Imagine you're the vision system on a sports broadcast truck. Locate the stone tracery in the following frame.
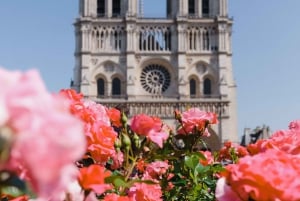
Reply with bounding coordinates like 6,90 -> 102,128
140,64 -> 171,94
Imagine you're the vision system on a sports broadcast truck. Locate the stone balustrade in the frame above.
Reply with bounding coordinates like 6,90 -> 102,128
92,99 -> 229,118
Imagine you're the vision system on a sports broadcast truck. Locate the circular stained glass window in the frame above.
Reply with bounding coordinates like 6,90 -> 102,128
140,64 -> 171,94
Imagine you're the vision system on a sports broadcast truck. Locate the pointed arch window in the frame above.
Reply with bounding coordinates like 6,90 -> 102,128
97,78 -> 105,97
202,0 -> 209,16
203,78 -> 212,95
190,78 -> 197,98
97,0 -> 105,17
112,0 -> 121,17
112,77 -> 121,97
188,0 -> 195,15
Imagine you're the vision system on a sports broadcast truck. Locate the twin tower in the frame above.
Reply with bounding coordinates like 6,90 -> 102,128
72,0 -> 238,150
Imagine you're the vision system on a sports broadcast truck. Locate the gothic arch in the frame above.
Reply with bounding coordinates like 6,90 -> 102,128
188,75 -> 200,98
202,75 -> 216,96
111,74 -> 125,97
95,74 -> 107,97
140,57 -> 175,75
188,60 -> 209,72
189,60 -> 218,77
92,60 -> 125,77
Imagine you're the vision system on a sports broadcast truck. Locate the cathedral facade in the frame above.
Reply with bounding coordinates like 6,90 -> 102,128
73,0 -> 238,150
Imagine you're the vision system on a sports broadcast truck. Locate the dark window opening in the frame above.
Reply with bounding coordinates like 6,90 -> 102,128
112,0 -> 121,17
112,77 -> 121,96
97,0 -> 105,17
203,78 -> 212,95
189,32 -> 193,50
97,78 -> 105,96
188,0 -> 195,15
190,79 -> 196,98
166,0 -> 171,17
202,0 -> 209,16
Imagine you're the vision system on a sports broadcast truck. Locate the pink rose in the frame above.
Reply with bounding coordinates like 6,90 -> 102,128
144,161 -> 170,179
111,151 -> 124,170
289,120 -> 300,131
199,151 -> 214,166
107,107 -> 122,127
78,164 -> 112,194
129,183 -> 163,201
131,114 -> 169,148
177,108 -> 218,136
216,149 -> 300,201
87,123 -> 117,164
248,121 -> 300,155
0,68 -> 86,200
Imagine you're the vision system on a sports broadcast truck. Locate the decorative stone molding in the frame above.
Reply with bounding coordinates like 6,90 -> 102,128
97,100 -> 230,118
91,58 -> 98,65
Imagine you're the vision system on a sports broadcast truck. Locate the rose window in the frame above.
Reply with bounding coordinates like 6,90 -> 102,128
140,64 -> 171,94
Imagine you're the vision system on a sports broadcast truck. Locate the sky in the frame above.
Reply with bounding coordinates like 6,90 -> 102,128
0,0 -> 300,138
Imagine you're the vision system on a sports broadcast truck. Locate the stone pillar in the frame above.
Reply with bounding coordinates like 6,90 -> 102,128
177,54 -> 188,98
79,54 -> 91,97
218,24 -> 226,52
178,0 -> 188,17
196,0 -> 202,18
90,0 -> 97,17
80,0 -> 97,17
218,52 -> 238,144
127,0 -> 137,17
219,0 -> 228,17
106,0 -> 112,17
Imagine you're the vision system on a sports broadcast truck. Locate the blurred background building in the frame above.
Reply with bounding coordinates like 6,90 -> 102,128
72,0 -> 237,150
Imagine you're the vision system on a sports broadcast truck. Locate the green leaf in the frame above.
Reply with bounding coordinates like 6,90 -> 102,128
105,175 -> 128,188
1,186 -> 24,197
195,164 -> 210,174
184,154 -> 200,170
193,151 -> 206,161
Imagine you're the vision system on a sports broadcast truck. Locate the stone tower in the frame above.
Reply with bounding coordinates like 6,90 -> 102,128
73,0 -> 238,150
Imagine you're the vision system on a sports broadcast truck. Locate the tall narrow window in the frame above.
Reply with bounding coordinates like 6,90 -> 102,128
112,0 -> 121,17
190,79 -> 196,98
114,31 -> 118,50
167,0 -> 172,17
188,0 -> 195,15
112,77 -> 121,97
203,30 -> 210,50
97,0 -> 105,17
203,78 -> 212,95
202,0 -> 209,16
97,78 -> 105,96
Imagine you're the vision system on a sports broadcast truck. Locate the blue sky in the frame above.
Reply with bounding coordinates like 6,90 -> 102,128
0,0 -> 300,138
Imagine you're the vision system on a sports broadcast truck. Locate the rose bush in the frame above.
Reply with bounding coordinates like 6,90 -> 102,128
1,68 -> 300,201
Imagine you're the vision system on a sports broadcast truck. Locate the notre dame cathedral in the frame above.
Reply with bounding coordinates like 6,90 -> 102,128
72,0 -> 238,150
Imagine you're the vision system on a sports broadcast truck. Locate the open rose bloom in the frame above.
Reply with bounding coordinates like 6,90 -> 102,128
4,67 -> 300,201
176,108 -> 218,136
216,120 -> 300,201
0,68 -> 86,200
130,114 -> 169,148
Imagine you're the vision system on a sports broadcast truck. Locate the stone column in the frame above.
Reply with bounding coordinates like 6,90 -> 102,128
219,0 -> 228,17
197,0 -> 202,18
127,0 -> 137,16
90,0 -> 97,17
178,0 -> 188,17
106,0 -> 112,17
